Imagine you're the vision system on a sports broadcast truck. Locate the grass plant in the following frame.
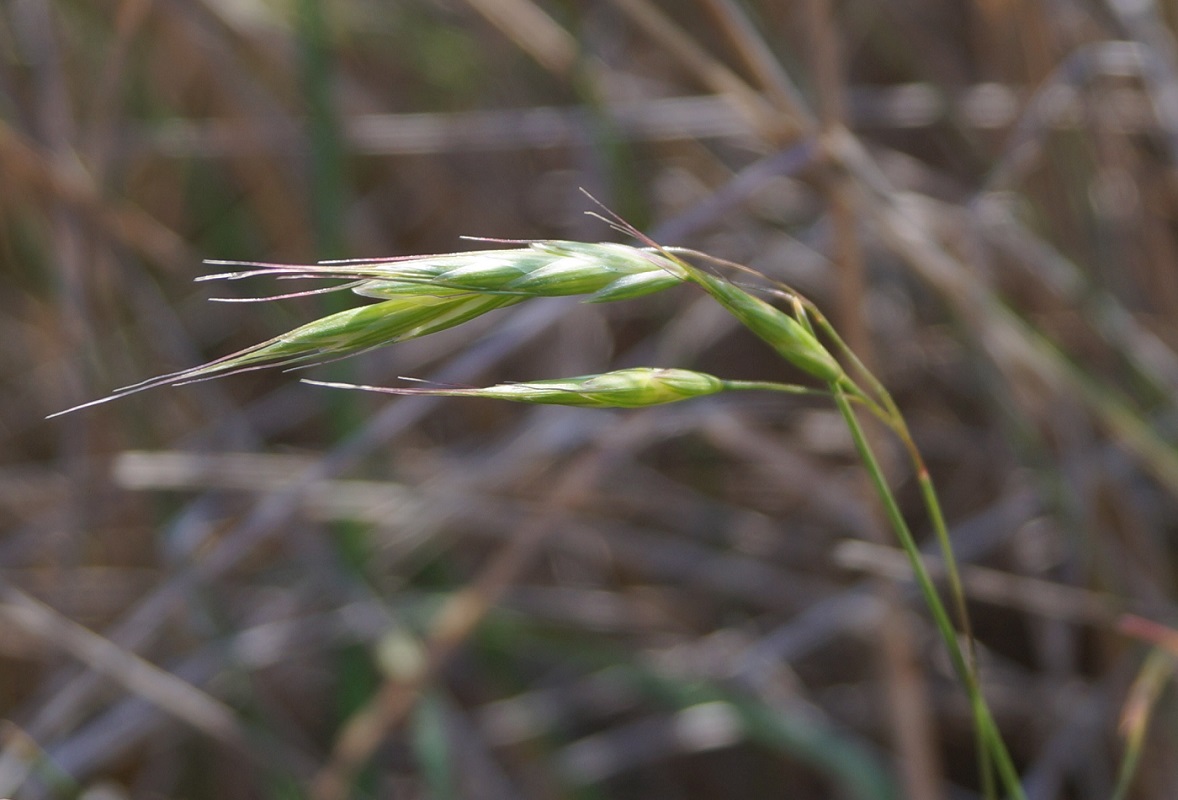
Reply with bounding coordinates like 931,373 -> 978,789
17,4 -> 1178,797
55,205 -> 1024,797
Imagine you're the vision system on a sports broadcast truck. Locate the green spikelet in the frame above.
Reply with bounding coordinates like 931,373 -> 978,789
48,293 -> 520,417
305,367 -> 727,408
677,264 -> 844,383
202,241 -> 685,303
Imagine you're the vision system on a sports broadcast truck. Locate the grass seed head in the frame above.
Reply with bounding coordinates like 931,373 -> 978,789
53,234 -> 840,417
306,367 -> 727,408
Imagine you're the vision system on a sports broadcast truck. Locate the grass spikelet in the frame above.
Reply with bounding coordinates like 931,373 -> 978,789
304,367 -> 728,408
204,241 -> 685,303
680,266 -> 844,383
47,293 -> 519,417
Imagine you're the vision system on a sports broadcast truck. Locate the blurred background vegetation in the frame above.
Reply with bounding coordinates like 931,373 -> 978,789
4,0 -> 1178,798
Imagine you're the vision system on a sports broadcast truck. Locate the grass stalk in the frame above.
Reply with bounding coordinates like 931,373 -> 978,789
832,385 -> 1025,800
56,223 -> 1029,796
803,302 -> 976,655
830,388 -> 970,690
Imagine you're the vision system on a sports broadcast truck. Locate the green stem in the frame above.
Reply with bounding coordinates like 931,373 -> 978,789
831,384 -> 1026,800
832,388 -> 970,680
805,301 -> 977,656
652,257 -> 1024,795
914,452 -> 974,649
720,379 -> 830,398
802,301 -> 897,415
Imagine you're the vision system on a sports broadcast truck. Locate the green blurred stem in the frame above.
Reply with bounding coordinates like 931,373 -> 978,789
1111,649 -> 1175,800
412,690 -> 457,800
297,0 -> 347,260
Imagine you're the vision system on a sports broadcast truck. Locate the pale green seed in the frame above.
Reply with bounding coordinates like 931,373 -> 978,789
307,367 -> 727,409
